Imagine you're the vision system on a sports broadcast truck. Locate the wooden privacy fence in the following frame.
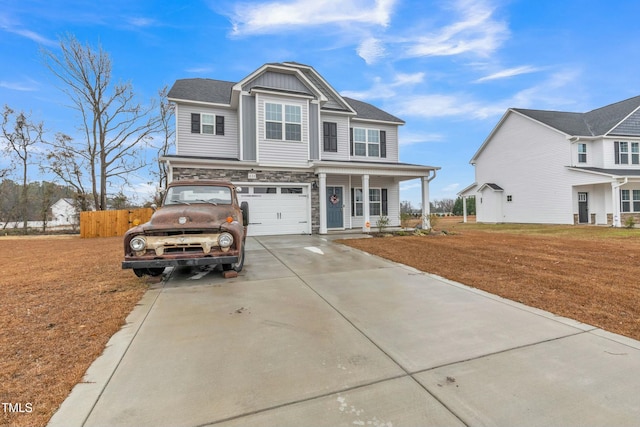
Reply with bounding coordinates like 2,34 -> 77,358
80,208 -> 153,238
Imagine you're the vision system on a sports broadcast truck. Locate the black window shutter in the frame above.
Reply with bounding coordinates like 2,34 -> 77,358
323,122 -> 337,152
349,127 -> 354,156
382,189 -> 388,215
330,123 -> 337,151
614,141 -> 620,164
380,130 -> 386,158
351,188 -> 355,216
216,115 -> 225,135
191,113 -> 200,133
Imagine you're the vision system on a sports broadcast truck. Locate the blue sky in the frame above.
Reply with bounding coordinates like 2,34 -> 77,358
2,0 -> 640,206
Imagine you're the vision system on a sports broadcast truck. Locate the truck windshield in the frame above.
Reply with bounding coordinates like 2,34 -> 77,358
164,185 -> 232,205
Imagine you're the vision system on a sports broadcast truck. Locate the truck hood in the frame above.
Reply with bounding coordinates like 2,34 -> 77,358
143,204 -> 239,230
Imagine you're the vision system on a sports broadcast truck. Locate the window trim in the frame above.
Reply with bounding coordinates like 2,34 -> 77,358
578,143 -> 587,163
190,113 -> 225,136
621,189 -> 640,212
352,127 -> 379,157
265,102 -> 302,142
351,187 -> 388,217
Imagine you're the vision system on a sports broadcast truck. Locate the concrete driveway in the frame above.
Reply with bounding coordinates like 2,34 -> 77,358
50,235 -> 640,426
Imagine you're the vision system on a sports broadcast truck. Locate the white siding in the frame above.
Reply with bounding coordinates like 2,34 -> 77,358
256,93 -> 309,166
475,113 -> 574,224
176,104 -> 239,158
320,113 -> 350,161
348,176 -> 400,228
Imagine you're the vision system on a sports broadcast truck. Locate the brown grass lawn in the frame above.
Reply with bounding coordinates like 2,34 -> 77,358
340,217 -> 640,343
2,220 -> 640,426
0,236 -> 148,427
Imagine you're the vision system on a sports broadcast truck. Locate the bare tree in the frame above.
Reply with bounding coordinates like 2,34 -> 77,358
153,86 -> 175,202
41,34 -> 161,210
1,106 -> 45,232
43,132 -> 93,211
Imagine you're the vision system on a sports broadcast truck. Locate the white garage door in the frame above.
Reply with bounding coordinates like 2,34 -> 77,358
237,185 -> 311,236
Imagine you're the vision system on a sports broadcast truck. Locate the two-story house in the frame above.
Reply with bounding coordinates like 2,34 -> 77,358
163,62 -> 439,236
459,95 -> 640,227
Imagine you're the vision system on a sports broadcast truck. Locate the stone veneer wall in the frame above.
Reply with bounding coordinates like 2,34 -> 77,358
173,167 -> 320,233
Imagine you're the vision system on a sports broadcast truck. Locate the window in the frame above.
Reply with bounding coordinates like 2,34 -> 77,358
578,143 -> 587,163
190,113 -> 225,135
633,143 -> 639,165
323,122 -> 337,152
635,190 -> 640,212
622,190 -> 631,212
265,102 -> 302,141
165,185 -> 232,205
281,187 -> 303,194
351,128 -> 386,158
369,189 -> 381,215
351,188 -> 388,216
507,195 -> 513,202
254,187 -> 277,194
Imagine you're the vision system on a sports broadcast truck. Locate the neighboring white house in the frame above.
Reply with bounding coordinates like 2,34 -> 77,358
50,198 -> 77,226
459,95 -> 640,227
164,62 -> 439,236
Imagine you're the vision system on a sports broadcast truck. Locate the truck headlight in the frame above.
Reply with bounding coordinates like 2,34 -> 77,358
130,236 -> 146,252
218,232 -> 233,248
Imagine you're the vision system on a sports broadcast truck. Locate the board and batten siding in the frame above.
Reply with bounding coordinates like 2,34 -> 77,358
320,113 -> 350,161
176,104 -> 238,158
242,71 -> 313,95
256,93 -> 309,166
241,95 -> 256,161
475,112 -> 574,224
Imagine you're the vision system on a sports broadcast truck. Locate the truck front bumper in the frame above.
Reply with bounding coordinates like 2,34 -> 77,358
122,256 -> 238,270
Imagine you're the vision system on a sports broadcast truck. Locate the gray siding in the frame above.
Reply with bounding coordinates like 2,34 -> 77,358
320,113 -> 350,161
256,93 -> 309,166
242,95 -> 256,161
176,104 -> 238,158
309,103 -> 319,160
243,71 -> 312,94
610,109 -> 640,136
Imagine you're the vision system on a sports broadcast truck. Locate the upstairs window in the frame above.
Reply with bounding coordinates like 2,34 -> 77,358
265,102 -> 302,142
578,143 -> 587,163
350,127 -> 386,158
191,113 -> 225,135
615,141 -> 640,165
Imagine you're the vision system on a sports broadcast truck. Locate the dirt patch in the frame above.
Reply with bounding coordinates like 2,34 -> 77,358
339,220 -> 640,342
0,236 -> 148,427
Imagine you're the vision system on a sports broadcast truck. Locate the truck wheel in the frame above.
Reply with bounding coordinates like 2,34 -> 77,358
133,268 -> 147,277
133,268 -> 164,277
241,201 -> 249,226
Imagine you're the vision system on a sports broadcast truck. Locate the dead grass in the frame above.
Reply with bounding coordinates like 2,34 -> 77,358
340,217 -> 640,342
0,236 -> 148,427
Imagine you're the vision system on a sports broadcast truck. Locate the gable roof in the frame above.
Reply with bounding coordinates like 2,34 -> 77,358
513,95 -> 640,137
167,64 -> 403,124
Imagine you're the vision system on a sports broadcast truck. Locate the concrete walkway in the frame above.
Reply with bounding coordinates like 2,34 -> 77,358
49,235 -> 640,426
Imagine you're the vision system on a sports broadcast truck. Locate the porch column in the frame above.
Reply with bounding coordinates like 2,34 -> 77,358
362,174 -> 370,232
462,196 -> 468,223
421,175 -> 431,229
318,173 -> 327,234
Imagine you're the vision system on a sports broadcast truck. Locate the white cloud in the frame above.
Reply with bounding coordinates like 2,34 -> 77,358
0,14 -> 56,46
402,0 -> 508,58
0,79 -> 38,91
229,0 -> 397,35
475,65 -> 542,82
340,71 -> 425,100
399,131 -> 444,146
127,17 -> 157,28
357,37 -> 386,64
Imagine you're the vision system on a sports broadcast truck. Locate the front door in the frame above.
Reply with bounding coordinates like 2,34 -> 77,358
578,192 -> 589,223
326,186 -> 343,228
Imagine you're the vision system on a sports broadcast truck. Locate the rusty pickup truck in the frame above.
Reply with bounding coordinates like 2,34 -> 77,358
122,180 -> 248,277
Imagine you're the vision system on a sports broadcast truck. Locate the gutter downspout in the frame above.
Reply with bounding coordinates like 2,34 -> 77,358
611,177 -> 628,227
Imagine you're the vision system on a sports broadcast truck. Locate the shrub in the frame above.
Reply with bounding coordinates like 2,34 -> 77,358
376,215 -> 390,233
625,216 -> 637,229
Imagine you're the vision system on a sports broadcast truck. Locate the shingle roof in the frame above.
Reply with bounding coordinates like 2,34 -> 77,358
343,97 -> 405,124
167,75 -> 404,124
513,95 -> 640,137
168,78 -> 235,104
